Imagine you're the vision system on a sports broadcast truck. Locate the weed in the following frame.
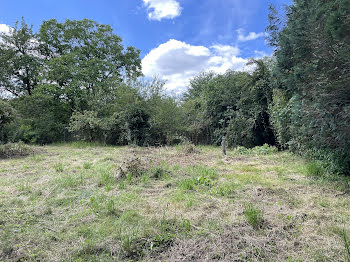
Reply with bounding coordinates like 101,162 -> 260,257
305,161 -> 325,177
54,163 -> 64,172
150,166 -> 169,179
57,173 -> 84,188
243,202 -> 264,229
179,178 -> 196,190
212,182 -> 237,198
121,232 -> 146,259
195,175 -> 212,187
343,228 -> 350,262
83,162 -> 93,169
1,228 -> 13,258
252,144 -> 278,155
190,165 -> 218,180
160,217 -> 191,235
233,146 -> 251,155
151,233 -> 174,251
98,167 -> 115,190
233,144 -> 278,156
106,197 -> 119,216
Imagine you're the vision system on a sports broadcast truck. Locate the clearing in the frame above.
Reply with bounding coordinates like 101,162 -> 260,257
0,144 -> 349,261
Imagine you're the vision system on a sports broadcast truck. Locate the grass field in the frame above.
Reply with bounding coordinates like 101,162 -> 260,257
0,143 -> 350,261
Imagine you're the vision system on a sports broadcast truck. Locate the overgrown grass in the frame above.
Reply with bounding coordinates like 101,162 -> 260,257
344,228 -> 350,262
0,144 -> 349,261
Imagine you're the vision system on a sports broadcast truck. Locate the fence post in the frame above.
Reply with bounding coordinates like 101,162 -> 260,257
221,136 -> 226,156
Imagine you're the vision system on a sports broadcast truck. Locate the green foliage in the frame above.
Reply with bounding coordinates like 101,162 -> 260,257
0,18 -> 42,97
183,59 -> 276,147
179,178 -> 196,191
243,203 -> 264,229
9,94 -> 70,144
68,111 -> 106,143
0,100 -> 17,142
53,163 -> 64,173
1,9 -> 349,179
344,228 -> 350,262
149,166 -> 169,179
83,162 -> 93,169
305,161 -> 326,178
267,0 -> 350,174
233,144 -> 278,156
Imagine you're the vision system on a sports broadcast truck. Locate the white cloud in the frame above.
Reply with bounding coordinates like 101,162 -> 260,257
143,0 -> 181,21
142,39 -> 253,92
254,50 -> 269,58
0,24 -> 11,34
237,29 -> 266,42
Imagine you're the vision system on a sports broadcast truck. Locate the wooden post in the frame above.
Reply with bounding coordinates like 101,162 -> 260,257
221,136 -> 226,156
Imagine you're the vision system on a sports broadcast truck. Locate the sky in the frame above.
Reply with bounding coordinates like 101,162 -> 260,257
0,0 -> 291,93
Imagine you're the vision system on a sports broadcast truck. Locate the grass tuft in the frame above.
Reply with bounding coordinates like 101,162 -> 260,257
344,228 -> 350,262
305,161 -> 326,177
54,163 -> 64,172
243,202 -> 264,229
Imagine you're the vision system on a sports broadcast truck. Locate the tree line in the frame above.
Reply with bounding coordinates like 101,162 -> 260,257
1,0 -> 349,174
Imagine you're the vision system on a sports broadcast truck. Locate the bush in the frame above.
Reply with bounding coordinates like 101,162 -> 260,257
252,144 -> 278,155
9,94 -> 70,144
0,100 -> 17,143
0,142 -> 31,158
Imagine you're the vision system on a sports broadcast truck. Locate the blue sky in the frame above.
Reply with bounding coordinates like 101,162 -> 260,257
0,0 -> 291,92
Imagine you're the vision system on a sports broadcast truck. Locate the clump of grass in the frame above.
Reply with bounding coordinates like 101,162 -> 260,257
98,167 -> 115,190
89,195 -> 120,216
121,233 -> 147,259
189,165 -> 218,180
159,217 -> 191,235
212,182 -> 237,198
83,162 -> 93,169
0,142 -> 31,159
305,161 -> 326,177
243,203 -> 264,229
1,228 -> 13,258
179,178 -> 196,190
343,228 -> 350,262
149,166 -> 170,180
54,163 -> 64,172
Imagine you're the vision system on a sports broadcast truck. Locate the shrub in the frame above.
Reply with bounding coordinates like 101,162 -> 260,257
252,144 -> 278,155
0,100 -> 17,143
